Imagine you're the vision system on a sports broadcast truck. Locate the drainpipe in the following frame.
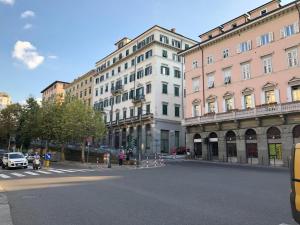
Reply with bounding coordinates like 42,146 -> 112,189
199,45 -> 205,114
296,1 -> 300,20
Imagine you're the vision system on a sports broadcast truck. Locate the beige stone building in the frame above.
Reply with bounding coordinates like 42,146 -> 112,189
41,81 -> 69,102
0,92 -> 12,110
65,69 -> 96,106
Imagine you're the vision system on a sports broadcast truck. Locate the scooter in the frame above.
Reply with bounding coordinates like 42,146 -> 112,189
33,158 -> 41,170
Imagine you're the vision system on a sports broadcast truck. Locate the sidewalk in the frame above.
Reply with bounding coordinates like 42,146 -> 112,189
0,186 -> 13,225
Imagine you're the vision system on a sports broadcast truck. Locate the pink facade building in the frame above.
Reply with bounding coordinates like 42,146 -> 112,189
180,0 -> 300,166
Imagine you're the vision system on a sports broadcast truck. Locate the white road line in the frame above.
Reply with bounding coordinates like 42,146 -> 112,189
11,172 -> 25,177
0,174 -> 10,179
48,169 -> 64,174
36,170 -> 52,174
24,171 -> 39,176
56,169 -> 77,173
77,169 -> 95,172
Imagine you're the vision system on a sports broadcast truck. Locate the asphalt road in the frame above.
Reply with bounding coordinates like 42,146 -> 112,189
0,161 -> 296,225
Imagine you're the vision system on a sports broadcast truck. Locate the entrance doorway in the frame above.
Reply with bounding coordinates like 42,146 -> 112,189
193,134 -> 202,158
226,131 -> 237,163
267,127 -> 282,166
245,129 -> 258,164
208,132 -> 218,160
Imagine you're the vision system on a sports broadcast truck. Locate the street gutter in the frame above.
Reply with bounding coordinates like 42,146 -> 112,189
0,185 -> 13,225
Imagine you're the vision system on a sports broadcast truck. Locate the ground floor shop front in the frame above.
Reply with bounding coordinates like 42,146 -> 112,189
186,115 -> 300,167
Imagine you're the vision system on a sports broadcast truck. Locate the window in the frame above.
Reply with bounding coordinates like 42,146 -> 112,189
207,56 -> 213,64
162,50 -> 168,58
126,49 -> 129,56
131,59 -> 135,66
282,22 -> 299,38
129,90 -> 134,99
84,89 -> 87,96
95,78 -> 99,84
145,65 -> 152,76
257,33 -> 273,46
160,130 -> 169,153
162,103 -> 168,115
146,104 -> 150,114
80,91 -> 82,98
100,75 -> 104,82
238,41 -> 252,53
225,98 -> 234,111
174,68 -> 181,78
162,83 -> 168,94
244,94 -> 252,108
193,104 -> 200,117
262,56 -> 272,74
207,75 -> 214,89
130,108 -> 134,117
105,84 -> 108,92
106,73 -> 109,79
113,57 -> 116,64
192,77 -> 200,92
116,95 -> 121,104
129,73 -> 136,82
185,44 -> 189,50
111,70 -> 115,76
172,54 -> 181,62
192,60 -> 198,69
174,85 -> 180,97
137,70 -> 144,79
119,53 -> 122,60
172,39 -> 181,48
265,90 -> 276,104
241,63 -> 251,80
124,63 -> 128,70
161,65 -> 170,75
122,92 -> 128,102
146,83 -> 151,94
95,89 -> 99,97
124,76 -> 128,84
232,23 -> 237,28
174,105 -> 180,117
89,87 -> 91,94
261,9 -> 267,15
160,35 -> 169,44
287,48 -> 298,67
123,110 -> 127,119
208,101 -> 215,113
145,50 -> 152,59
223,68 -> 231,84
104,99 -> 108,107
292,85 -> 300,101
118,66 -> 121,73
100,86 -> 103,94
223,49 -> 229,59
137,54 -> 144,63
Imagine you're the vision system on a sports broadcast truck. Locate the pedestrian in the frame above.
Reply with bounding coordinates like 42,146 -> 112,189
118,150 -> 124,166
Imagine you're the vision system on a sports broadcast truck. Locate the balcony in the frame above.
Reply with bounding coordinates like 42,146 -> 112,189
111,85 -> 123,95
132,94 -> 145,104
183,101 -> 300,126
105,113 -> 154,127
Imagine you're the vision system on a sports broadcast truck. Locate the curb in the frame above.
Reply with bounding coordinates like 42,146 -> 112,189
0,186 -> 13,225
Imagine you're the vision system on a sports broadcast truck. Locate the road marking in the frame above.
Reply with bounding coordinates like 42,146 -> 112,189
24,171 -> 39,176
11,172 -> 25,177
0,174 -> 10,179
48,169 -> 64,174
36,170 -> 52,174
77,169 -> 95,172
56,169 -> 77,173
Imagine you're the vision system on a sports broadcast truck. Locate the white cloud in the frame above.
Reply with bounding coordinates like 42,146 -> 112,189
21,10 -> 35,19
23,23 -> 33,30
48,55 -> 58,59
12,41 -> 44,70
0,0 -> 14,5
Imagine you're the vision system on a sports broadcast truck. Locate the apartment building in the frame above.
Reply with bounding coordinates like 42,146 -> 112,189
180,0 -> 300,166
65,69 -> 96,106
0,92 -> 12,110
93,25 -> 197,154
41,81 -> 69,102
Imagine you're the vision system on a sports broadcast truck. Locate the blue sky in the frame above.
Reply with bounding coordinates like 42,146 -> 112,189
0,0 -> 293,103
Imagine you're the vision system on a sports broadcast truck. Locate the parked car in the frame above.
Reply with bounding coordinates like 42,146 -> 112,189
2,152 -> 28,169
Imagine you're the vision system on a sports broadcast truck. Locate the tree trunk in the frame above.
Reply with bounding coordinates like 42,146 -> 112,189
7,135 -> 11,151
61,144 -> 65,161
81,142 -> 85,163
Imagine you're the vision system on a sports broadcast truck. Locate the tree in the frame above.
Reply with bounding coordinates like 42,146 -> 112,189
0,104 -> 22,150
62,100 -> 106,162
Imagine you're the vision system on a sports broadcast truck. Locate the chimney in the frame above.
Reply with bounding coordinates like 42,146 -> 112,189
171,28 -> 176,33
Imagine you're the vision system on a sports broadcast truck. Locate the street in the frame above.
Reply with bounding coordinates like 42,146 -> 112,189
0,161 -> 296,225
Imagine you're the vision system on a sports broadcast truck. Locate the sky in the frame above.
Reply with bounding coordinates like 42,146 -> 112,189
0,0 -> 294,103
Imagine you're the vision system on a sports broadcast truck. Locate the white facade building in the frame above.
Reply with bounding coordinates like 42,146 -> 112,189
93,25 -> 197,154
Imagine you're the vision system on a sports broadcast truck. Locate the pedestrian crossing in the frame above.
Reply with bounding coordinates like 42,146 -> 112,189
0,168 -> 95,179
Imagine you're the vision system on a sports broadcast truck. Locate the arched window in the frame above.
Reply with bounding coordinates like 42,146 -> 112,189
267,127 -> 281,139
245,129 -> 257,140
293,125 -> 300,138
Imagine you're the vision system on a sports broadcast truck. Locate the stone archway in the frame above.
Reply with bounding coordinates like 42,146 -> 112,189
245,129 -> 258,164
226,131 -> 237,163
293,125 -> 300,144
267,127 -> 282,166
193,134 -> 202,158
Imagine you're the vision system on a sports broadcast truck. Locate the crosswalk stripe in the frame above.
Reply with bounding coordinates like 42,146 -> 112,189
56,169 -> 76,173
36,170 -> 52,174
24,171 -> 39,176
11,172 -> 25,177
48,169 -> 64,174
77,169 -> 95,172
0,174 -> 10,179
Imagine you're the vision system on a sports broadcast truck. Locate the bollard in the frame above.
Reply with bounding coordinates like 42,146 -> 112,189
154,153 -> 157,167
146,156 -> 149,168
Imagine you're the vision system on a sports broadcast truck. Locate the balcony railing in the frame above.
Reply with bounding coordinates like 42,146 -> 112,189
132,94 -> 145,104
105,113 -> 153,127
111,85 -> 123,95
183,101 -> 300,126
